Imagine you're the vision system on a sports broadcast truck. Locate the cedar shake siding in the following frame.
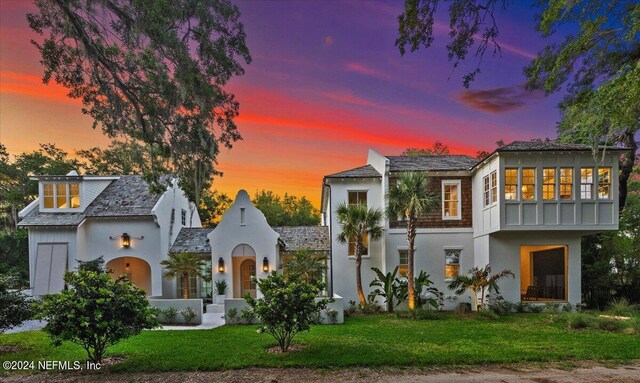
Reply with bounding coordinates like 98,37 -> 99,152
389,175 -> 473,229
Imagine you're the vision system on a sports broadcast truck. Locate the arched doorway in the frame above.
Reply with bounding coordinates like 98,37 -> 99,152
106,257 -> 152,294
240,259 -> 256,298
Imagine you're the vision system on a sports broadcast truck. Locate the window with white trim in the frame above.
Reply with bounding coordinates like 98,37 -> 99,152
42,183 -> 81,210
580,168 -> 593,199
483,171 -> 497,206
445,249 -> 461,281
442,180 -> 461,220
521,168 -> 536,200
543,168 -> 556,200
504,168 -> 518,200
398,249 -> 408,277
181,209 -> 187,226
598,167 -> 612,199
483,175 -> 490,206
560,168 -> 573,200
348,190 -> 368,256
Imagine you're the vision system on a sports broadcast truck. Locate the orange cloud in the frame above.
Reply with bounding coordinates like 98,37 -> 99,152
344,62 -> 391,80
0,70 -> 78,104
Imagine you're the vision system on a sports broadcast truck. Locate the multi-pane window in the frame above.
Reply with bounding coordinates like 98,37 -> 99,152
580,168 -> 593,199
348,191 -> 368,256
442,180 -> 461,219
521,169 -> 536,200
543,168 -> 556,200
560,168 -> 573,200
504,169 -> 518,200
43,184 -> 54,208
598,167 -> 612,199
42,183 -> 81,210
398,249 -> 408,277
484,172 -> 497,206
445,249 -> 460,280
181,209 -> 187,226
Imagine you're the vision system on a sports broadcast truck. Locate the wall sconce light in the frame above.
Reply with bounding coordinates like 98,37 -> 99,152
262,257 -> 269,272
218,257 -> 225,273
109,233 -> 143,248
121,233 -> 130,248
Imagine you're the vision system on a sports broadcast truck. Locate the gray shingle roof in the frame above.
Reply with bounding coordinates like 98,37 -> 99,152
387,155 -> 478,172
272,226 -> 330,252
325,164 -> 381,178
18,175 -> 163,227
169,228 -> 213,254
497,140 -> 595,152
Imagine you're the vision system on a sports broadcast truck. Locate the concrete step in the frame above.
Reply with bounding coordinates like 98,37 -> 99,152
206,304 -> 225,313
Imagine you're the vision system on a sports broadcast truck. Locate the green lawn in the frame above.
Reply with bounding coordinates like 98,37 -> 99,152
1,313 -> 639,373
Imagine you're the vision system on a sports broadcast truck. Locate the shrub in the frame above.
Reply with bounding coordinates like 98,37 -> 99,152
597,317 -> 626,332
476,309 -> 499,321
246,272 -> 329,352
214,279 -> 228,295
240,307 -> 256,324
0,274 -> 32,333
543,303 -> 562,313
607,298 -> 637,317
225,308 -> 238,324
37,258 -> 158,363
325,308 -> 339,324
398,271 -> 444,310
362,302 -> 383,314
162,307 -> 178,324
345,300 -> 358,317
562,303 -> 575,313
368,266 -> 403,312
566,313 -> 596,329
411,308 -> 443,320
487,295 -> 514,315
528,304 -> 544,313
181,307 -> 196,324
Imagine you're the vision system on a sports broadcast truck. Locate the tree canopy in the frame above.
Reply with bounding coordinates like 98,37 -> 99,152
252,190 -> 321,226
27,0 -> 252,205
402,141 -> 450,156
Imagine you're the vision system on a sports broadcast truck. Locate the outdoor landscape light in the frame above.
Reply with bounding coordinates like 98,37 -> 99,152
125,262 -> 130,271
121,233 -> 130,248
218,257 -> 225,273
262,257 -> 269,272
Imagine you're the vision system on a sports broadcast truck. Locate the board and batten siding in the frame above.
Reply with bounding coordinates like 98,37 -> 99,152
28,228 -> 77,296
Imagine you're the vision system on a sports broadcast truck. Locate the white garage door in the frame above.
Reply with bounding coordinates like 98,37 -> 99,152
33,243 -> 68,296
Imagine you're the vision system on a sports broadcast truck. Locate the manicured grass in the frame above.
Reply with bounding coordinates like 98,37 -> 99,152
1,313 -> 639,373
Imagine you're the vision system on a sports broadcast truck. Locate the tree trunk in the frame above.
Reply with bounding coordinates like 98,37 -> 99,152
182,272 -> 189,299
471,289 -> 478,312
355,239 -> 366,307
618,129 -> 637,212
407,216 -> 416,310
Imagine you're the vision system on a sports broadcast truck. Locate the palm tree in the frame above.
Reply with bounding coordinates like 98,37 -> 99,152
282,249 -> 328,287
448,265 -> 514,311
386,172 -> 439,310
160,252 -> 207,299
336,202 -> 384,307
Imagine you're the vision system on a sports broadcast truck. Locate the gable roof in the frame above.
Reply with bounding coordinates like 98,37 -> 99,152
387,155 -> 478,172
325,164 -> 381,178
169,227 -> 213,254
272,226 -> 330,252
497,140 -> 593,152
18,175 -> 164,227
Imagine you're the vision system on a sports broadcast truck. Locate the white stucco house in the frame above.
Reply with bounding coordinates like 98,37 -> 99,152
18,140 -> 624,312
321,141 -> 624,308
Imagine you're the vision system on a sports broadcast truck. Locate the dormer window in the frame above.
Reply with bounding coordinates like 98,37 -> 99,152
42,183 -> 80,209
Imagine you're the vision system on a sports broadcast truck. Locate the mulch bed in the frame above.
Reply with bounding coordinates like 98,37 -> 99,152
265,344 -> 305,354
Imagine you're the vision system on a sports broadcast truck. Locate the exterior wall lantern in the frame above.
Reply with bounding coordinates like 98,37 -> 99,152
218,257 -> 225,273
121,233 -> 130,248
262,257 -> 269,272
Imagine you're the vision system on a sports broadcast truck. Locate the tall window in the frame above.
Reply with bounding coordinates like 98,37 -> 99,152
348,191 -> 368,256
542,168 -> 556,200
580,168 -> 593,199
181,209 -> 187,226
598,167 -> 612,199
445,249 -> 460,281
442,180 -> 461,219
42,183 -> 81,210
504,169 -> 518,200
483,172 -> 497,206
560,168 -> 573,200
521,169 -> 536,200
398,249 -> 408,277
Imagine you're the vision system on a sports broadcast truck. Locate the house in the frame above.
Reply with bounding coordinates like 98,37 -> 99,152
321,141 -> 624,308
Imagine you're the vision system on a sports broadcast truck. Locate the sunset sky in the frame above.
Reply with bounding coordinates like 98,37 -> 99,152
0,1 -> 565,206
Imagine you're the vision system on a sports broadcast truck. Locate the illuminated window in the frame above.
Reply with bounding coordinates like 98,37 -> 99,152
56,184 -> 67,208
442,180 -> 461,219
598,167 -> 612,199
398,249 -> 408,277
348,190 -> 368,256
580,168 -> 593,199
490,171 -> 497,204
69,183 -> 80,208
43,184 -> 54,208
445,249 -> 460,281
504,169 -> 518,200
560,168 -> 573,200
543,168 -> 556,200
521,168 -> 536,200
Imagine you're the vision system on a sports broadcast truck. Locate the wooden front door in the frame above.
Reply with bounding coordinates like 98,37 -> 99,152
240,259 -> 256,298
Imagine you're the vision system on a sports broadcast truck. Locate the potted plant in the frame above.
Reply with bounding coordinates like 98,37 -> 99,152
215,279 -> 227,304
